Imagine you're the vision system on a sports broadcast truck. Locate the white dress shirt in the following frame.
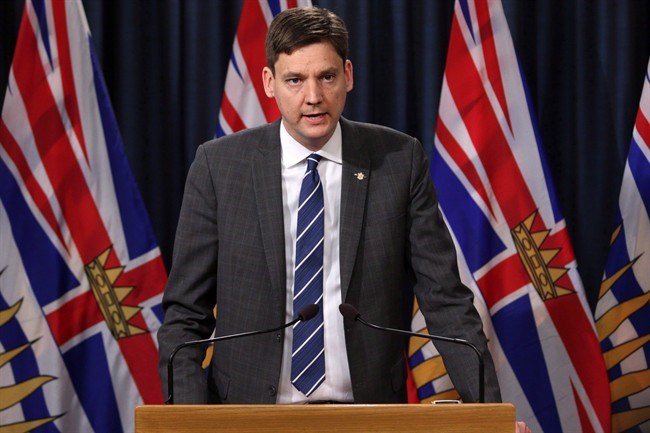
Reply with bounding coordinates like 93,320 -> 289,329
276,120 -> 354,404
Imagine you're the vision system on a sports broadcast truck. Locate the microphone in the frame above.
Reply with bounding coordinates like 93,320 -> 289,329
338,303 -> 485,403
166,303 -> 319,404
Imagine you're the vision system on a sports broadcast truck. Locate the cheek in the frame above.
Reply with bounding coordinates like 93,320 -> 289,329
276,98 -> 301,119
331,91 -> 347,109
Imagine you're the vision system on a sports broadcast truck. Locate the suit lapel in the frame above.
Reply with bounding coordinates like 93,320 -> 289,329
339,119 -> 370,302
252,120 -> 286,298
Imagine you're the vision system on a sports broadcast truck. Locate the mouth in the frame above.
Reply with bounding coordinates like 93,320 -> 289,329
302,113 -> 327,122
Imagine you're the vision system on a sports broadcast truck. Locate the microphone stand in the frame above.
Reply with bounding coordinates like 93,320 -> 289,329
339,303 -> 485,403
166,304 -> 319,404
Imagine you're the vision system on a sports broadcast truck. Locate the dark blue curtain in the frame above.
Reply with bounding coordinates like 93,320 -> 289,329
1,0 -> 649,310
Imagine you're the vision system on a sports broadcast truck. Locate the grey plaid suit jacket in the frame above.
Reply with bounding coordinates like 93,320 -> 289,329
157,117 -> 501,404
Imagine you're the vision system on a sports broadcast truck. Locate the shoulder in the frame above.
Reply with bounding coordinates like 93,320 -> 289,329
341,117 -> 414,140
340,118 -> 424,164
186,122 -> 280,178
199,122 -> 279,157
340,118 -> 416,144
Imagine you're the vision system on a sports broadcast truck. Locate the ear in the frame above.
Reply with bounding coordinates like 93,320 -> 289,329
262,66 -> 275,98
344,60 -> 354,92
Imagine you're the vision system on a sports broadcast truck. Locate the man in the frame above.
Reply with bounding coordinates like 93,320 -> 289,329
158,6 -> 501,406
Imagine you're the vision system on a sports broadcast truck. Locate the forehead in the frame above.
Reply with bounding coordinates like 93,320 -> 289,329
274,42 -> 344,74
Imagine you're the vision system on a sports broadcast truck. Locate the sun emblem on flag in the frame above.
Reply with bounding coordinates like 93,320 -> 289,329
595,225 -> 650,432
408,299 -> 460,403
0,297 -> 60,431
511,211 -> 573,301
85,247 -> 147,340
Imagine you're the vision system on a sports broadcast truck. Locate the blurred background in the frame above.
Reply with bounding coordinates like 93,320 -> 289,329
1,0 -> 649,311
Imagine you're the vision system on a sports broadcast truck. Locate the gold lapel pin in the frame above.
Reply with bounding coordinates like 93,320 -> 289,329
354,172 -> 366,180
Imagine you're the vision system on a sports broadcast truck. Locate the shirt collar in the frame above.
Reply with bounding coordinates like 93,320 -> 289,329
280,120 -> 343,168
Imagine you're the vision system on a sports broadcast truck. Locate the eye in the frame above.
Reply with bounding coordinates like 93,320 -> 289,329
323,74 -> 335,82
286,78 -> 302,86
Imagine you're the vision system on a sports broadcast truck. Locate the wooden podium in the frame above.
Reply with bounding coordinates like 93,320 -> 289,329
135,403 -> 515,432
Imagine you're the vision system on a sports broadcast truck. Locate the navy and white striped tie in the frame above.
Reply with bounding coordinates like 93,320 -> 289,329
291,153 -> 325,396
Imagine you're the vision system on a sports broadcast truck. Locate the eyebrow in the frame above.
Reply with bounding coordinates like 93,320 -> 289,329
280,67 -> 339,79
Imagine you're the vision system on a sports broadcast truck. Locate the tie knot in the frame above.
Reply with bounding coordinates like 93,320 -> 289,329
306,154 -> 322,171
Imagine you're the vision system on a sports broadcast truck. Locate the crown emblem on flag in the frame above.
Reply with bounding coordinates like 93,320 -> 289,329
85,248 -> 146,340
511,211 -> 573,301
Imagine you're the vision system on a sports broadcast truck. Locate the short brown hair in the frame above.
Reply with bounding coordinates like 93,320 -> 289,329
265,7 -> 349,73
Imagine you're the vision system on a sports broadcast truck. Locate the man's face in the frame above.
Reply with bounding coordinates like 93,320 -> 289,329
263,41 -> 353,151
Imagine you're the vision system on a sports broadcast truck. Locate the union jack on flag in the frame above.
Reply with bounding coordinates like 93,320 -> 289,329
0,1 -> 167,432
595,58 -> 650,433
216,0 -> 312,138
408,0 -> 612,431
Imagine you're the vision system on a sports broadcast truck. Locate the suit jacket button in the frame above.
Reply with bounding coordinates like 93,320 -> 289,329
268,385 -> 277,396
276,333 -> 282,343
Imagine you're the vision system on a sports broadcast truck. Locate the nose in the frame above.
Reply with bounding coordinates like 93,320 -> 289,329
304,79 -> 323,105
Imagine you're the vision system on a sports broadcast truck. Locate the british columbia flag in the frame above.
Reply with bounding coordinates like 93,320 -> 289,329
407,0 -> 612,431
0,1 -> 167,432
595,58 -> 650,433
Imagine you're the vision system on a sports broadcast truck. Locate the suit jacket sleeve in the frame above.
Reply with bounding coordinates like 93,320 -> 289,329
157,145 -> 218,404
407,140 -> 501,403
